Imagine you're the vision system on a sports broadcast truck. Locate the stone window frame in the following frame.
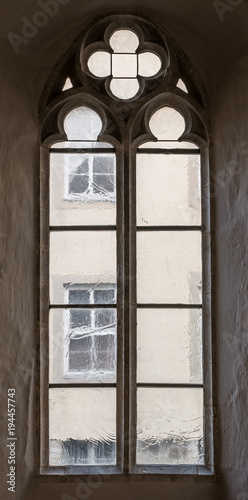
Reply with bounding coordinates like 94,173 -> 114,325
39,12 -> 214,479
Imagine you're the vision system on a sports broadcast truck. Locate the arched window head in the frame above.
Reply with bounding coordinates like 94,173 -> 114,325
64,106 -> 102,140
149,107 -> 186,140
39,13 -> 213,478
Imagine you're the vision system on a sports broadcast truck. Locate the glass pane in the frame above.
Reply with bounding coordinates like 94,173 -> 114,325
66,283 -> 116,305
138,141 -> 198,149
49,308 -> 117,383
88,51 -> 111,77
112,54 -> 137,77
110,78 -> 139,99
109,29 -> 139,52
51,141 -> 113,149
177,79 -> 188,93
149,107 -> 185,140
93,174 -> 115,193
64,107 -> 102,140
136,154 -> 201,226
68,288 -> 90,304
93,286 -> 115,304
50,153 -> 116,226
50,231 -> 116,304
49,388 -> 116,465
137,231 -> 202,304
137,308 -> 202,384
137,388 -> 204,465
93,156 -> 115,173
63,78 -> 73,91
138,52 -> 161,77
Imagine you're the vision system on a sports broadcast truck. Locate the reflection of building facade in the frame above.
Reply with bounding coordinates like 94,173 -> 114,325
50,146 -> 117,382
49,115 -> 204,466
66,284 -> 116,377
49,141 -> 118,465
66,154 -> 115,202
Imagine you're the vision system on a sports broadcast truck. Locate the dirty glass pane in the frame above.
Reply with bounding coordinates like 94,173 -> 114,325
50,231 -> 116,304
136,154 -> 201,226
137,388 -> 204,465
50,153 -> 116,226
93,155 -> 115,194
138,52 -> 161,77
109,29 -> 139,53
49,388 -> 116,465
93,287 -> 115,304
88,51 -> 111,77
138,141 -> 198,149
149,107 -> 185,140
112,54 -> 137,77
110,78 -> 139,99
65,285 -> 116,305
51,141 -> 114,149
49,308 -> 117,383
137,308 -> 202,384
137,231 -> 202,304
64,106 -> 102,141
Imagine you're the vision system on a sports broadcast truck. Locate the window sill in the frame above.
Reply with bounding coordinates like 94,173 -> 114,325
40,464 -> 214,476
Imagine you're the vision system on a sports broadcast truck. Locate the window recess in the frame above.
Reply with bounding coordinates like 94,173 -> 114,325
39,14 -> 213,476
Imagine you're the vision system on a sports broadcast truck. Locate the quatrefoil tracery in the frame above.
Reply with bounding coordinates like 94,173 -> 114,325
85,28 -> 167,101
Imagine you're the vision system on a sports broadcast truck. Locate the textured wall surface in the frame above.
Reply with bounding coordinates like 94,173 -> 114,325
1,0 -> 248,499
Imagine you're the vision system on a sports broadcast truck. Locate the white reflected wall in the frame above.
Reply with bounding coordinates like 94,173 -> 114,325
137,308 -> 202,384
137,231 -> 202,304
49,387 -> 116,466
137,153 -> 201,226
137,388 -> 204,465
50,231 -> 116,304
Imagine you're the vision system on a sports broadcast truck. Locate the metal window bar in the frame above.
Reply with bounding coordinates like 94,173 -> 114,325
50,149 -> 115,154
137,149 -> 200,154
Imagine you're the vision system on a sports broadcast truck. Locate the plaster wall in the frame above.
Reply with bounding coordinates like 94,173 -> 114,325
1,1 -> 248,499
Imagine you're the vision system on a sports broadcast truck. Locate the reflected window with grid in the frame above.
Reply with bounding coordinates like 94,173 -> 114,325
65,284 -> 116,376
66,154 -> 116,201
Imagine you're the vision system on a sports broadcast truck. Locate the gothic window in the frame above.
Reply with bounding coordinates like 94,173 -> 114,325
39,13 -> 213,476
